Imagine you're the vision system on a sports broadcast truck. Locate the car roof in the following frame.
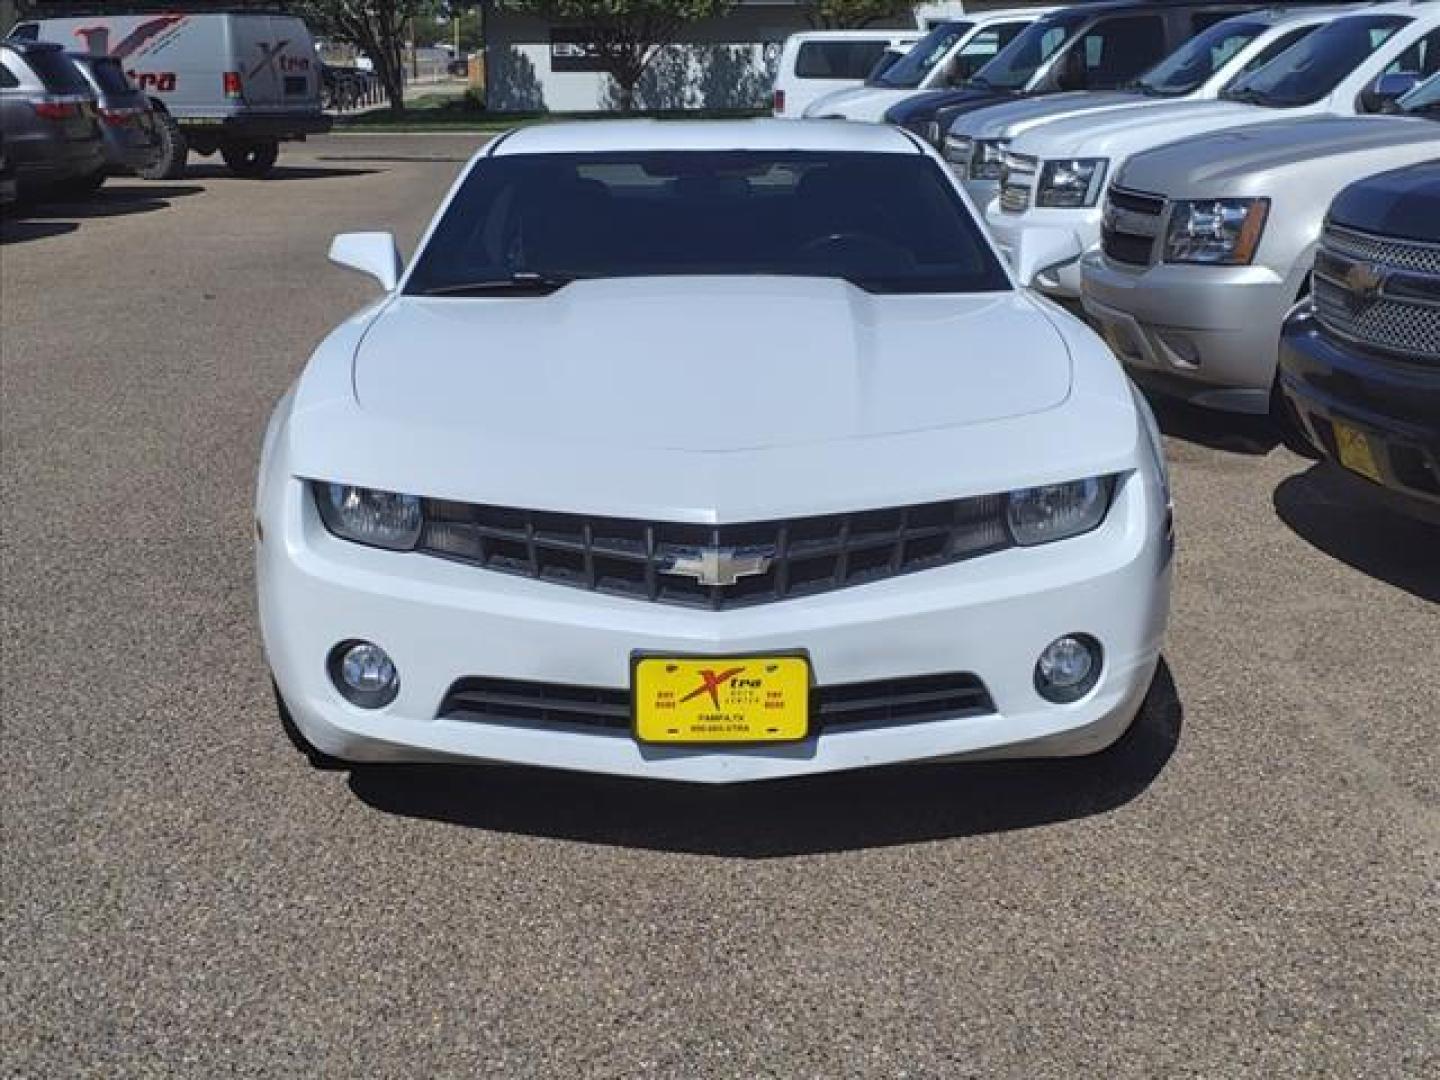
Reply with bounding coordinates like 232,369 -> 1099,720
491,120 -> 924,157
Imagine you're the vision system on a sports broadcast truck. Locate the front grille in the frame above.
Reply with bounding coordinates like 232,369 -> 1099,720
999,151 -> 1036,213
417,495 -> 1013,610
1100,185 -> 1165,268
438,672 -> 996,734
1314,224 -> 1440,363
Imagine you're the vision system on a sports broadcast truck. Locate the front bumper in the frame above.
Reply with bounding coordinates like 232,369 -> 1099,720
1279,308 -> 1440,525
986,206 -> 1096,299
1081,251 -> 1294,415
258,470 -> 1172,783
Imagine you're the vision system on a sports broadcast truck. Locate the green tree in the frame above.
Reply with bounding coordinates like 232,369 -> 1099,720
297,0 -> 424,114
802,0 -> 913,30
499,0 -> 733,113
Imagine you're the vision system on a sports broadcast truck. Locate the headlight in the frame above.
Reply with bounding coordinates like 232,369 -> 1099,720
1006,477 -> 1112,546
1036,158 -> 1107,208
1163,198 -> 1269,265
313,482 -> 422,550
967,139 -> 1010,181
943,134 -> 974,167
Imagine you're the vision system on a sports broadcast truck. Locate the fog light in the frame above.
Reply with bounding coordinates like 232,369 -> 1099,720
1035,634 -> 1102,704
329,640 -> 399,708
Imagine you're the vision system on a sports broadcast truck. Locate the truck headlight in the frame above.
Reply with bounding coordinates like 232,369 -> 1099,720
1163,198 -> 1269,265
1036,158 -> 1107,208
313,482 -> 422,550
943,135 -> 974,167
1006,477 -> 1113,546
968,138 -> 1010,180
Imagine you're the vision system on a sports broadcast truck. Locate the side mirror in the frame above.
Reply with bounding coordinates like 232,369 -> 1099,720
328,231 -> 402,291
1360,71 -> 1419,113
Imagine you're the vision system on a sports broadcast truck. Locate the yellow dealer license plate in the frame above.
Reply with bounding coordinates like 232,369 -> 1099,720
1334,421 -> 1383,484
632,655 -> 811,745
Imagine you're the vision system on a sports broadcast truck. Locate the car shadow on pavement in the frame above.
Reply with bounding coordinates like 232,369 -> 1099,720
1273,465 -> 1440,603
12,184 -> 204,222
347,660 -> 1183,857
1148,395 -> 1281,455
0,219 -> 80,244
183,165 -> 380,181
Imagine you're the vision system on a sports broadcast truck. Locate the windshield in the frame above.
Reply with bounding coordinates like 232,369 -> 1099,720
1135,18 -> 1266,97
1400,72 -> 1440,113
1222,14 -> 1409,107
876,21 -> 973,88
970,11 -> 1088,91
405,151 -> 1011,297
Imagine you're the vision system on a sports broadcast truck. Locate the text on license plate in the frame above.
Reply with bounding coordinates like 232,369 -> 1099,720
632,656 -> 810,744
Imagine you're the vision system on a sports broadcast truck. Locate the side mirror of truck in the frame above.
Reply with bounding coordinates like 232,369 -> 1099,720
328,232 -> 402,291
1360,71 -> 1419,114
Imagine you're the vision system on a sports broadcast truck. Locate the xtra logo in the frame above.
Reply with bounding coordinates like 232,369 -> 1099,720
678,667 -> 747,709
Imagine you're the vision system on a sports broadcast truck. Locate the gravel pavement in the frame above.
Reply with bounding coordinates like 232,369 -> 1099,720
2,133 -> 1437,1077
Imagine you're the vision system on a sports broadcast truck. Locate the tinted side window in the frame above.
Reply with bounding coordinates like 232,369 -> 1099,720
1077,16 -> 1168,89
1387,29 -> 1440,78
795,41 -> 890,80
7,24 -> 39,42
0,62 -> 18,89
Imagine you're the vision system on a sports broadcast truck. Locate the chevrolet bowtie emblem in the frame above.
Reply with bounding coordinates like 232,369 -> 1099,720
659,545 -> 775,587
1343,260 -> 1387,301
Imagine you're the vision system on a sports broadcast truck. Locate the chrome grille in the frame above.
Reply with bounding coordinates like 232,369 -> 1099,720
999,152 -> 1037,213
415,495 -> 1015,610
1100,186 -> 1166,268
1314,224 -> 1440,363
438,672 -> 996,734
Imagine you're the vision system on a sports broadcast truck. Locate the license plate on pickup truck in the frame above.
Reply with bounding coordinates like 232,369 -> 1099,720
632,655 -> 810,745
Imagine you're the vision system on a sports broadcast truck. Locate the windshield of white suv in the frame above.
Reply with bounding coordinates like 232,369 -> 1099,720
1220,14 -> 1409,106
406,151 -> 1012,297
875,21 -> 973,88
1133,18 -> 1266,96
969,11 -> 1088,91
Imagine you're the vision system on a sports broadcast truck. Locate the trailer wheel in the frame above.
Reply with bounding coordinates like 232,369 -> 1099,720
139,108 -> 188,181
221,139 -> 279,178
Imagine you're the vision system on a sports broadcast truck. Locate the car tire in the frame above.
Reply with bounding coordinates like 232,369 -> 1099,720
274,680 -> 349,771
52,168 -> 107,200
221,139 -> 280,178
140,110 -> 188,181
1270,381 -> 1320,460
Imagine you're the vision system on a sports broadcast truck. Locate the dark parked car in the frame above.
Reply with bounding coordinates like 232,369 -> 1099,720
884,0 -> 1358,143
1279,145 -> 1440,525
67,52 -> 158,175
0,39 -> 105,199
0,132 -> 18,207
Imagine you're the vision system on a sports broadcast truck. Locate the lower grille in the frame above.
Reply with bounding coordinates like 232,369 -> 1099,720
439,672 -> 996,734
416,495 -> 1013,611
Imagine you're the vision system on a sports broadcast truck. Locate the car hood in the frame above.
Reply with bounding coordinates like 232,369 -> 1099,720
351,278 -> 1072,454
1009,100 -> 1272,160
1117,116 -> 1440,197
1331,156 -> 1440,242
958,91 -> 1146,140
805,86 -> 910,120
886,87 -> 1001,124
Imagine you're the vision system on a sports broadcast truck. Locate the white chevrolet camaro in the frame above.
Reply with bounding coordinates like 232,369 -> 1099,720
256,119 -> 1173,783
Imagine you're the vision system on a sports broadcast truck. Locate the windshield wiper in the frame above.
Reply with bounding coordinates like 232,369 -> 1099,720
965,75 -> 993,90
1221,87 -> 1268,105
419,271 -> 587,297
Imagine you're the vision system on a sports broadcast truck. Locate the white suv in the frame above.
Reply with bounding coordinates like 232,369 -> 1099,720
988,2 -> 1440,298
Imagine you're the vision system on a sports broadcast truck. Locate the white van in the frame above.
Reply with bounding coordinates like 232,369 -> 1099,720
11,1 -> 329,179
772,30 -> 924,118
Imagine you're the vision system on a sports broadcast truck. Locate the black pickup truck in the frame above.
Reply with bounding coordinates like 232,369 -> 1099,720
1279,132 -> 1440,525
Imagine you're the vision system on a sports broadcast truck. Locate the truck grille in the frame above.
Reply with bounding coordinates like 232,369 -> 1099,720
999,152 -> 1037,213
1100,186 -> 1166,268
416,495 -> 1014,611
438,672 -> 996,733
1313,224 -> 1440,363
